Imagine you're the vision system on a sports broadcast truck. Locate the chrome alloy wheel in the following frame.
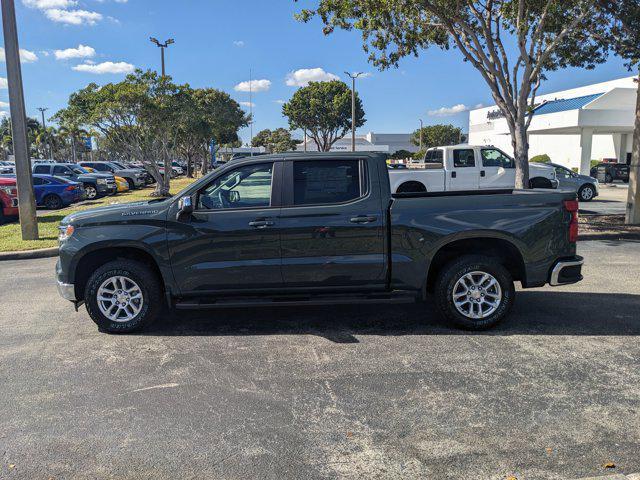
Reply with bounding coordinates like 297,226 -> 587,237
97,275 -> 143,322
452,271 -> 502,319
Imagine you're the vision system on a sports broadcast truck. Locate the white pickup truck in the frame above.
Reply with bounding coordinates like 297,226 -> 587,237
390,145 -> 558,193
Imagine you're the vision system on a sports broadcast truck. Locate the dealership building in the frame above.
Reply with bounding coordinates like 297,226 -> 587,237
468,76 -> 636,174
297,132 -> 417,154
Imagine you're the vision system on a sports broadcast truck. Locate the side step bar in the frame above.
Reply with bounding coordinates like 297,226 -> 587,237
174,291 -> 417,310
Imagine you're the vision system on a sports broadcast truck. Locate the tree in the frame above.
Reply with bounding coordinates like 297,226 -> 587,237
252,128 -> 299,153
390,149 -> 413,159
175,87 -> 248,177
411,124 -> 462,151
597,0 -> 640,224
282,80 -> 365,151
298,1 -> 611,187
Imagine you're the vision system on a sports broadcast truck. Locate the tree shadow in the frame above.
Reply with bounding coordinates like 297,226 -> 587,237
139,291 -> 640,342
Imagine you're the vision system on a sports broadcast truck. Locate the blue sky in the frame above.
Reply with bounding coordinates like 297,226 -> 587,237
1,0 -> 632,144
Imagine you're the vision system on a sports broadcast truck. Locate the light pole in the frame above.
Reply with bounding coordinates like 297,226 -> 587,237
419,118 -> 423,152
37,107 -> 50,159
149,37 -> 174,77
1,0 -> 38,239
345,72 -> 363,152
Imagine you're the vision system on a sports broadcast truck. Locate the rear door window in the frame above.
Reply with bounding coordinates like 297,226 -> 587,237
33,165 -> 49,174
292,160 -> 363,206
453,149 -> 476,168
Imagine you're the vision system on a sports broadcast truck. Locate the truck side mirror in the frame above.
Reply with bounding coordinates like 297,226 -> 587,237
176,195 -> 194,221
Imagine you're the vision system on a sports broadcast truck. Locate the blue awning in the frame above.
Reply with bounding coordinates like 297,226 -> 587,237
532,93 -> 604,116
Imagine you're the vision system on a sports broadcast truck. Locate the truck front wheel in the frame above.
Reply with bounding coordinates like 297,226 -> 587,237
84,259 -> 163,333
434,255 -> 515,330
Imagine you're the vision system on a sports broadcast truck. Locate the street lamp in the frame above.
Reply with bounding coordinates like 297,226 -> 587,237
419,118 -> 423,152
37,106 -> 51,159
345,71 -> 364,152
149,37 -> 175,77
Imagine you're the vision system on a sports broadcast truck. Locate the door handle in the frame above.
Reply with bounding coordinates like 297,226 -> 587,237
451,171 -> 457,178
249,219 -> 274,228
350,215 -> 377,224
480,170 -> 486,177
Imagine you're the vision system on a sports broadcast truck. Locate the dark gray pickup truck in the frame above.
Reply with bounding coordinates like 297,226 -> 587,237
56,152 -> 583,333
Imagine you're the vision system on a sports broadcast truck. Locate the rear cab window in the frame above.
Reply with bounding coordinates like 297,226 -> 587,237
424,149 -> 444,165
290,159 -> 365,206
33,165 -> 50,174
453,149 -> 476,168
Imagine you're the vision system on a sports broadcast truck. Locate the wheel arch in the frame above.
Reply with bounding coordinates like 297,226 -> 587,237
396,181 -> 427,193
72,245 -> 167,302
425,236 -> 526,292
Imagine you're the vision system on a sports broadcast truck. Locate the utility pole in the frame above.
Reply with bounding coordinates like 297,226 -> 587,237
2,0 -> 38,239
345,72 -> 363,152
303,128 -> 307,152
249,68 -> 253,156
37,107 -> 50,159
149,37 -> 174,77
419,118 -> 423,152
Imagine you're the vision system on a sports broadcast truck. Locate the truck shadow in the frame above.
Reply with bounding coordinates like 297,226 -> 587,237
140,291 -> 640,342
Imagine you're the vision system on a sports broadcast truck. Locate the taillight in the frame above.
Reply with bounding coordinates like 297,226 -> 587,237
564,199 -> 579,242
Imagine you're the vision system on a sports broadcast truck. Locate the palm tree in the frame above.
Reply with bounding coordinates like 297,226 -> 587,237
58,125 -> 89,163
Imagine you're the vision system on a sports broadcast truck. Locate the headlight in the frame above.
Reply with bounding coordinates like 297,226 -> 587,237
97,178 -> 107,185
58,224 -> 75,242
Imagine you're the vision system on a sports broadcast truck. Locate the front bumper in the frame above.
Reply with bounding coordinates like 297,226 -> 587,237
57,280 -> 76,301
549,256 -> 584,286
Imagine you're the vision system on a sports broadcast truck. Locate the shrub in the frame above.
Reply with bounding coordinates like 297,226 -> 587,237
530,154 -> 551,163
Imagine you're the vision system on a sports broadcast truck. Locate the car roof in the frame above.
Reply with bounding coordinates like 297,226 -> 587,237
231,151 -> 388,163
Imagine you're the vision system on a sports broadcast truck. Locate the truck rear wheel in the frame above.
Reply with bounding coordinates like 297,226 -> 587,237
434,255 -> 515,330
84,259 -> 162,333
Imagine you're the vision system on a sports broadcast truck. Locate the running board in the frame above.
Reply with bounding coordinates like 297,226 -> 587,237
174,291 -> 417,309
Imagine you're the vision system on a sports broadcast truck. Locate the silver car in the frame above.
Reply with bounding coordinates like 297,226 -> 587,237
549,162 -> 599,202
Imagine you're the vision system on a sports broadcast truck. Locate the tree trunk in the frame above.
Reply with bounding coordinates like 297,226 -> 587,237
186,152 -> 193,178
512,122 -> 531,189
625,71 -> 640,225
200,146 -> 208,175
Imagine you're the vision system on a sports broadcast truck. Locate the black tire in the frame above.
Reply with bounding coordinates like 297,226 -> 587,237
84,260 -> 163,333
397,181 -> 427,193
605,173 -> 613,183
43,194 -> 63,210
578,184 -> 595,202
84,184 -> 97,199
434,255 -> 515,330
125,178 -> 136,190
529,177 -> 552,189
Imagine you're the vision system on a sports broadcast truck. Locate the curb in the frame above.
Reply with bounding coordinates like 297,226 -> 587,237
0,247 -> 59,261
575,474 -> 640,480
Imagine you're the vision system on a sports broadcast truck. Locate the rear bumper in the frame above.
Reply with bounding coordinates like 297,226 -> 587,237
549,256 -> 583,286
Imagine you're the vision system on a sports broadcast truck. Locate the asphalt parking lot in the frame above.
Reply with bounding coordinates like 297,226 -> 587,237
1,240 -> 640,480
579,183 -> 628,215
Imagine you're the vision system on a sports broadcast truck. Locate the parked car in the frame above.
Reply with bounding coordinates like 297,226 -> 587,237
79,161 -> 147,190
390,145 -> 558,193
548,162 -> 599,202
0,161 -> 15,175
590,162 -> 629,183
114,176 -> 130,193
0,176 -> 18,223
32,174 -> 84,209
56,152 -> 582,333
32,163 -> 117,200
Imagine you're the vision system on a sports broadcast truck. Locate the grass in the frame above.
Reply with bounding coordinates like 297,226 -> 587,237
0,177 -> 198,252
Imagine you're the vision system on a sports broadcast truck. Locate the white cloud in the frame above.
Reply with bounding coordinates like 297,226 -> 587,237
23,0 -> 77,8
273,99 -> 285,104
54,44 -> 96,60
0,47 -> 39,63
239,101 -> 255,107
234,79 -> 271,93
44,8 -> 103,25
427,103 -> 484,117
0,111 -> 9,118
233,40 -> 245,47
0,77 -> 7,89
72,61 -> 134,74
285,68 -> 340,87
0,101 -> 9,108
